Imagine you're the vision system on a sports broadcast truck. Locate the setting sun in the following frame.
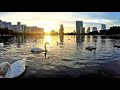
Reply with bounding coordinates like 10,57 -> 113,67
44,26 -> 52,33
39,21 -> 57,33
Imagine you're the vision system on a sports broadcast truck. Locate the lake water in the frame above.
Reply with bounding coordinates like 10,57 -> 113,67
1,35 -> 120,78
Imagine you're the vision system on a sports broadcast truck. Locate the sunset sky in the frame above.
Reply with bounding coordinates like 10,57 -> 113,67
0,12 -> 120,33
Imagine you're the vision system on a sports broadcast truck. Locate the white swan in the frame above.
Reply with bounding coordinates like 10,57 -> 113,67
0,43 -> 4,48
0,58 -> 28,78
31,42 -> 50,53
57,42 -> 63,45
86,40 -> 97,51
86,46 -> 96,50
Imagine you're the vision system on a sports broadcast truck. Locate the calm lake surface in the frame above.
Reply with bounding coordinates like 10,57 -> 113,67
1,35 -> 120,77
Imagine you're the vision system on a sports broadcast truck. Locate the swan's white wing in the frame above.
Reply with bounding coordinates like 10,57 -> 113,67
31,48 -> 45,52
5,60 -> 26,78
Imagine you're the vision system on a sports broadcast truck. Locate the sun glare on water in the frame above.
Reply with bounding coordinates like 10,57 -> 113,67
44,35 -> 51,43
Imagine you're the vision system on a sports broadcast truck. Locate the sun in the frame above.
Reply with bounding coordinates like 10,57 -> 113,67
39,20 -> 57,33
44,26 -> 52,33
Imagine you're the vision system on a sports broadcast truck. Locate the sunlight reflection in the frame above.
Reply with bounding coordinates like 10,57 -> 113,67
84,36 -> 87,47
44,35 -> 51,43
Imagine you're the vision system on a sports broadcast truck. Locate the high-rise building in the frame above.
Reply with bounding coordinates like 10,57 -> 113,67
26,26 -> 33,32
12,25 -> 17,32
76,21 -> 83,34
21,24 -> 27,32
7,22 -> 12,30
17,22 -> 21,32
40,28 -> 44,33
81,27 -> 85,34
2,21 -> 8,29
23,25 -> 27,33
59,24 -> 64,35
21,25 -> 25,32
101,24 -> 106,30
32,26 -> 37,32
92,27 -> 97,32
0,20 -> 3,28
37,28 -> 44,33
86,27 -> 90,34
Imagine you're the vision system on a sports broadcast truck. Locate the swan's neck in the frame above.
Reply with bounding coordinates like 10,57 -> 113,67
44,43 -> 47,51
4,66 -> 11,78
95,42 -> 96,47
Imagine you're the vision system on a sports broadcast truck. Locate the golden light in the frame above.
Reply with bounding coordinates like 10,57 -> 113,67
41,21 -> 56,33
44,26 -> 52,33
44,35 -> 51,43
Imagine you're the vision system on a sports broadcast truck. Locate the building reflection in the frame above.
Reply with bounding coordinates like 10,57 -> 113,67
99,36 -> 106,45
100,35 -> 107,39
87,35 -> 90,38
93,35 -> 98,39
15,35 -> 44,46
76,35 -> 84,42
76,35 -> 85,45
59,34 -> 64,43
16,35 -> 25,44
92,35 -> 98,42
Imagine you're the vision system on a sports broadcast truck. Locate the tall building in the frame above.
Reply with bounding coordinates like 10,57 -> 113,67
86,27 -> 90,34
0,20 -> 3,28
23,25 -> 27,33
12,25 -> 17,32
21,24 -> 27,32
40,28 -> 44,33
59,24 -> 64,35
101,24 -> 106,30
32,26 -> 37,32
92,27 -> 97,32
21,25 -> 25,32
7,22 -> 12,30
37,28 -> 44,33
81,27 -> 85,34
17,22 -> 21,32
76,21 -> 83,34
26,26 -> 33,32
2,21 -> 8,29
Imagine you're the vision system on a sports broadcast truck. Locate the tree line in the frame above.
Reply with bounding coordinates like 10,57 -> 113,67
0,28 -> 13,36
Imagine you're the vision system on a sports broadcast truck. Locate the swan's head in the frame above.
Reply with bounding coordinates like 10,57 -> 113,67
0,62 -> 11,76
45,42 -> 50,45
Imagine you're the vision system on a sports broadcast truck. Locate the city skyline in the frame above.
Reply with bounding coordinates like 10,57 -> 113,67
0,12 -> 120,33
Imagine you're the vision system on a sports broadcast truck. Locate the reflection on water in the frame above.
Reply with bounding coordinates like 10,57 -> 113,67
44,35 -> 51,43
1,35 -> 120,60
76,35 -> 84,42
1,35 -> 120,77
59,35 -> 64,43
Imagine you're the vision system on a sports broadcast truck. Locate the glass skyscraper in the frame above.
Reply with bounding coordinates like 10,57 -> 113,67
76,21 -> 83,34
